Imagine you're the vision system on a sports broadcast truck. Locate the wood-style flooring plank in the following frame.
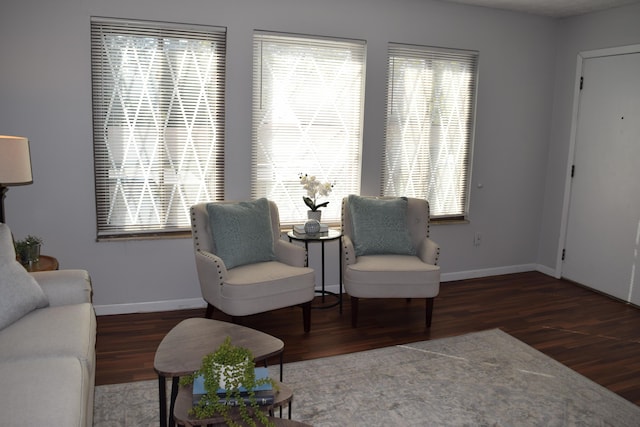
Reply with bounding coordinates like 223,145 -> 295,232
95,272 -> 640,405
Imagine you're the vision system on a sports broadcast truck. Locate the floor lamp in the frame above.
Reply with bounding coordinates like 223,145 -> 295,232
0,136 -> 33,224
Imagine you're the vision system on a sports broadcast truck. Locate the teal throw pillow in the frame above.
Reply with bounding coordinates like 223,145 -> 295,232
207,198 -> 276,269
348,195 -> 416,257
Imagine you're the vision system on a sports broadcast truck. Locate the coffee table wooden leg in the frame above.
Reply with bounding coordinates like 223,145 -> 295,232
159,375 -> 167,427
170,376 -> 180,427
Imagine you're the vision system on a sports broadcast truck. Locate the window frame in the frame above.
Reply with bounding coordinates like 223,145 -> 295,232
382,43 -> 479,221
250,31 -> 367,226
90,17 -> 226,238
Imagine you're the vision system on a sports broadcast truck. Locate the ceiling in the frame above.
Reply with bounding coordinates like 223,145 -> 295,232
438,0 -> 640,17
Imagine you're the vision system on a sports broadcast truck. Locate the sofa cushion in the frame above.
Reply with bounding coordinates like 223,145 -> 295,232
0,258 -> 49,330
224,261 -> 315,299
344,254 -> 440,298
348,195 -> 416,257
221,261 -> 315,316
207,198 -> 276,269
0,357 -> 90,427
0,302 -> 96,368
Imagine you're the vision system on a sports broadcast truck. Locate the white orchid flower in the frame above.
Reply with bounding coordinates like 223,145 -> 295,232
299,173 -> 334,211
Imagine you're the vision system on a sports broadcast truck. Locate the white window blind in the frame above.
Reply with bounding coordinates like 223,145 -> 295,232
91,18 -> 226,237
383,44 -> 478,219
252,32 -> 366,225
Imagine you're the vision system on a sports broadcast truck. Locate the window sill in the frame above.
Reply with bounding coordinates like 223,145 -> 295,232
431,217 -> 469,225
96,230 -> 191,242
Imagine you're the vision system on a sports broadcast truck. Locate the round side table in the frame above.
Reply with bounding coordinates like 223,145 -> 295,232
287,229 -> 342,312
23,255 -> 59,272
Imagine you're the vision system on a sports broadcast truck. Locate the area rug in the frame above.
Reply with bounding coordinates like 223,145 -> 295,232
93,329 -> 640,426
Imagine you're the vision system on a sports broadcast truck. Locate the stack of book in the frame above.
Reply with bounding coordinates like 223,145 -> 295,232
293,223 -> 329,234
192,367 -> 275,406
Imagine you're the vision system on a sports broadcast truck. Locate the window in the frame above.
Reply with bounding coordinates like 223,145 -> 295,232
252,32 -> 366,225
91,18 -> 226,237
382,44 -> 478,219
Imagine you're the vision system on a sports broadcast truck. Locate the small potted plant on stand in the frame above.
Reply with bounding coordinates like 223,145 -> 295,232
14,235 -> 43,266
299,173 -> 333,223
180,336 -> 277,427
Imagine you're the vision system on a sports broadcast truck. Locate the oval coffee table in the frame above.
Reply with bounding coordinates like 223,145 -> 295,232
154,318 -> 285,427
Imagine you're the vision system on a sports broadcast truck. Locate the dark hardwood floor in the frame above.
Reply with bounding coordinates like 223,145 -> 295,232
96,271 -> 640,405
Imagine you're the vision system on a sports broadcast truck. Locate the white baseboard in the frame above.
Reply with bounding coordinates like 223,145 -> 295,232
94,264 -> 555,316
441,264 -> 538,282
535,264 -> 558,278
94,298 -> 207,316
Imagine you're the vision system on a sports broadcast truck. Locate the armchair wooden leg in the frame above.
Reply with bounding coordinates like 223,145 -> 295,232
425,297 -> 434,328
351,296 -> 359,328
302,302 -> 311,333
205,303 -> 214,319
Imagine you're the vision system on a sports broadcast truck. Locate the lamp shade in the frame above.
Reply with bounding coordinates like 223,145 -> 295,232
0,136 -> 32,185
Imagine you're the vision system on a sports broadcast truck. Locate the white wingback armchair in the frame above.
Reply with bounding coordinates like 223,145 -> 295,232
191,199 -> 316,332
341,196 -> 441,328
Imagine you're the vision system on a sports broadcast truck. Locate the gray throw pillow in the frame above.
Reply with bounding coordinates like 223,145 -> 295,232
207,198 -> 276,269
0,259 -> 49,330
348,195 -> 416,257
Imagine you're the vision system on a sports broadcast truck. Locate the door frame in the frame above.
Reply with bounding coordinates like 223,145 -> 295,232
555,43 -> 640,278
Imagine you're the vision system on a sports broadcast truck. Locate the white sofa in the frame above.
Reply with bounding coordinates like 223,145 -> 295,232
0,223 -> 96,426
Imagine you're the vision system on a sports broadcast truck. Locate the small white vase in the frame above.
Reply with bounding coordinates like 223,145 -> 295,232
304,219 -> 321,234
307,210 -> 322,222
214,360 -> 248,390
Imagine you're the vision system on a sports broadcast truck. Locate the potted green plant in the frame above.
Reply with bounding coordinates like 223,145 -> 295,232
299,173 -> 334,222
14,235 -> 43,265
180,336 -> 277,427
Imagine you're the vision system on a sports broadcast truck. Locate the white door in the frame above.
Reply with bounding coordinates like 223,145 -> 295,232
563,51 -> 640,304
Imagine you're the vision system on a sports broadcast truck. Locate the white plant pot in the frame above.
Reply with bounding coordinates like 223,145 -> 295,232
214,360 -> 249,390
307,210 -> 322,222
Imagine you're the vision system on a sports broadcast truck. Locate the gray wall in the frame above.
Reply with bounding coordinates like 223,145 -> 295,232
1,0 -> 615,315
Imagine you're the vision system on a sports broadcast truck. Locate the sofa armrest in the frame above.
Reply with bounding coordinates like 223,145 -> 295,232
30,270 -> 92,306
417,238 -> 440,265
274,239 -> 306,267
